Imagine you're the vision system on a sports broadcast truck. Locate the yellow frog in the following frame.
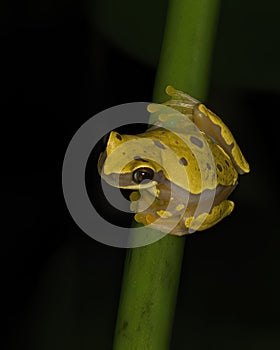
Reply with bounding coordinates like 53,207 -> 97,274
98,86 -> 250,235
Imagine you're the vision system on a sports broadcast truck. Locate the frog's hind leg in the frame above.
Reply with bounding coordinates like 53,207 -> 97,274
133,200 -> 234,236
163,85 -> 249,174
193,104 -> 250,174
185,200 -> 235,233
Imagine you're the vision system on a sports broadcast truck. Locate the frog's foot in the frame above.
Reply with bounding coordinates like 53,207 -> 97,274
185,200 -> 235,233
165,86 -> 200,104
161,86 -> 199,120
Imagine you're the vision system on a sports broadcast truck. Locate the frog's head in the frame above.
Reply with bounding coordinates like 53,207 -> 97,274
98,128 -> 219,195
98,131 -> 170,190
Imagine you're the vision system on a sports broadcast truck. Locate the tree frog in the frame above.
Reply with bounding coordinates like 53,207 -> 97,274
98,86 -> 250,235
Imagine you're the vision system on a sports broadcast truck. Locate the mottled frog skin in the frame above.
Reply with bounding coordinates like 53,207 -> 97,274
98,86 -> 249,235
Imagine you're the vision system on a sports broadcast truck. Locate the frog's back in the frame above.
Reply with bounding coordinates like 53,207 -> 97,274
139,127 -> 238,193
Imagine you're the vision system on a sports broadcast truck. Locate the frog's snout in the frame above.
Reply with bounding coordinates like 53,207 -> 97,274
97,151 -> 107,176
101,132 -> 110,149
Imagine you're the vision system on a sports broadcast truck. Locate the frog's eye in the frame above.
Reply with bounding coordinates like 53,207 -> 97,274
133,167 -> 154,184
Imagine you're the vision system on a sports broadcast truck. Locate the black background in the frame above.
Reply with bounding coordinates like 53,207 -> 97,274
2,1 -> 280,349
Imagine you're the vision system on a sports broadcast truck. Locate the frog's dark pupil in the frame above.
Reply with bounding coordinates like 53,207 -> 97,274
133,168 -> 154,184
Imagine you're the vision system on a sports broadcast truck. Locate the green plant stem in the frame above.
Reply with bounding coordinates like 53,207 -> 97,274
113,233 -> 185,349
154,0 -> 221,102
113,1 -> 221,349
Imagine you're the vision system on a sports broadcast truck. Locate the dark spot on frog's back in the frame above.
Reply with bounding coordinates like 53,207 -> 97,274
207,162 -> 211,170
134,156 -> 149,162
116,133 -> 122,140
153,140 -> 166,149
179,157 -> 188,166
217,163 -> 223,172
190,136 -> 203,148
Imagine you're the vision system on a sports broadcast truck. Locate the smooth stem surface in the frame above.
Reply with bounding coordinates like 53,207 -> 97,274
113,233 -> 185,349
113,0 -> 221,349
154,0 -> 221,102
